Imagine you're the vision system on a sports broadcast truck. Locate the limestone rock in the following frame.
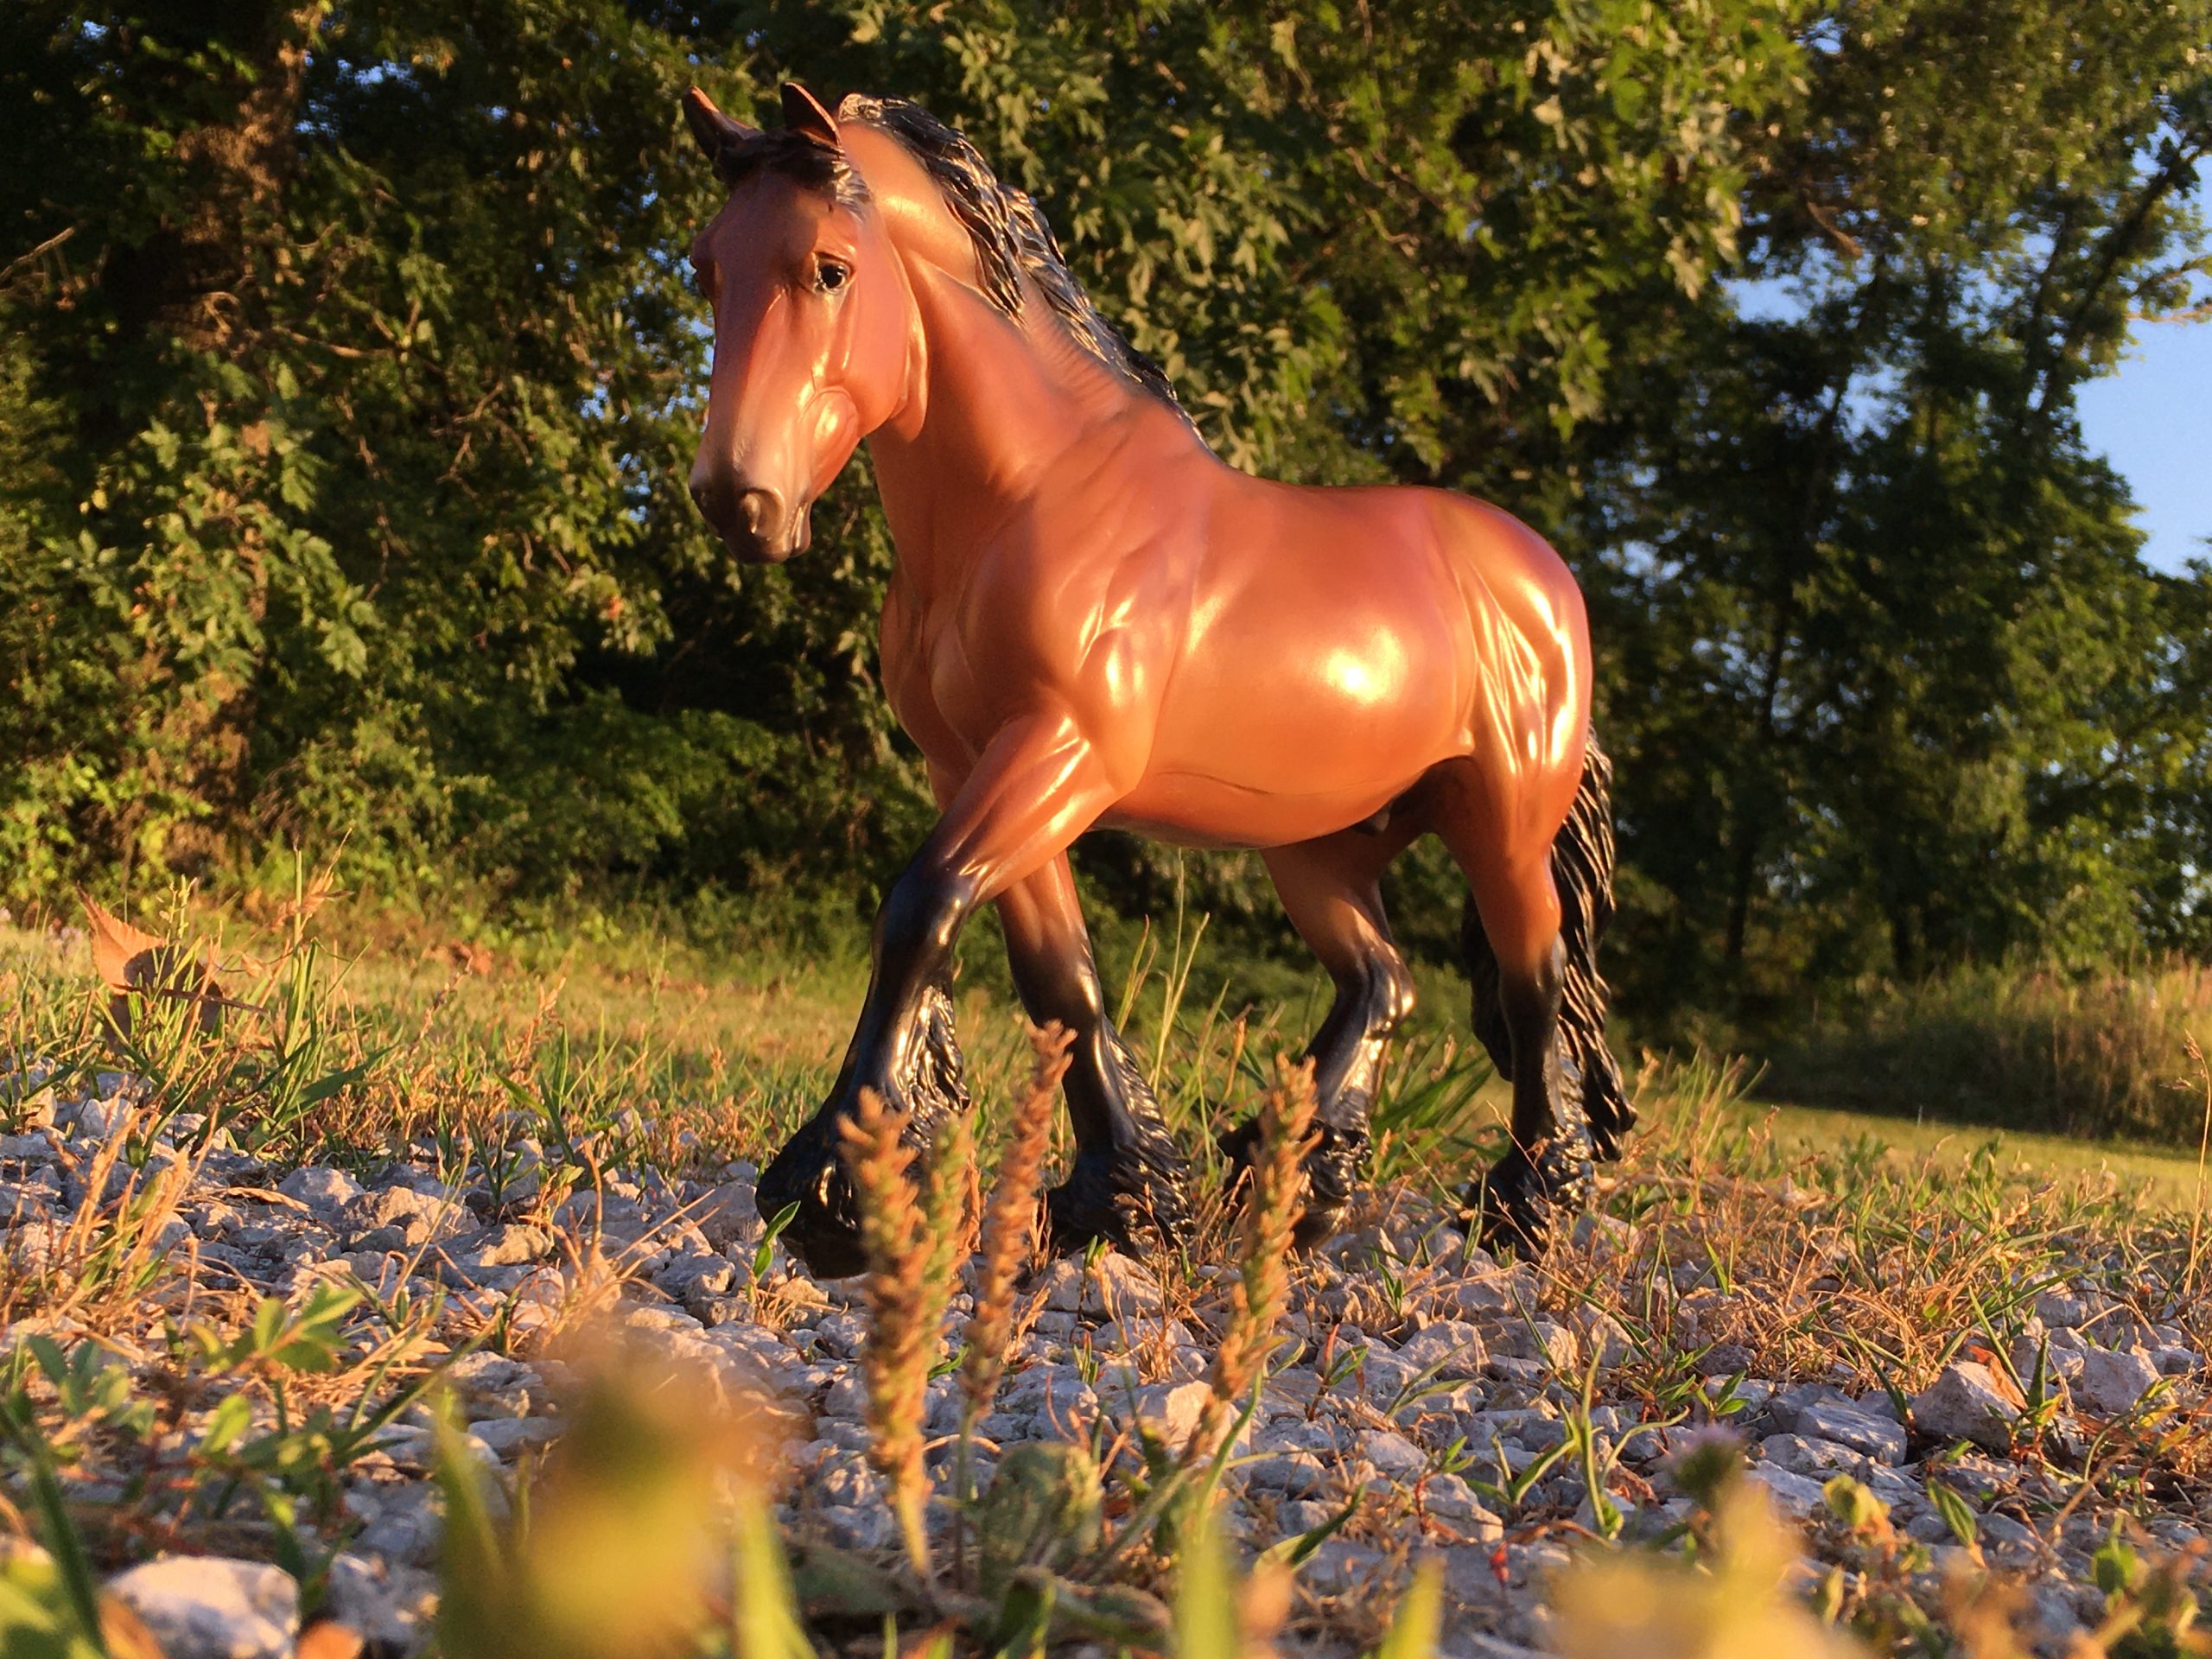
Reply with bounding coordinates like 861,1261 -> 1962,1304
276,1166 -> 364,1215
1396,1319 -> 1489,1377
691,1179 -> 761,1249
1910,1363 -> 2019,1452
322,1554 -> 436,1653
1041,1253 -> 1165,1318
108,1556 -> 298,1659
1744,1462 -> 1830,1522
1796,1398 -> 1909,1464
2074,1347 -> 2160,1417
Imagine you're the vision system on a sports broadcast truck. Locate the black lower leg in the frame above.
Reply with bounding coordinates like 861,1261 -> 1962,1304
1224,837 -> 1420,1245
1002,916 -> 1191,1255
758,858 -> 979,1278
1470,938 -> 1592,1254
1223,952 -> 1414,1245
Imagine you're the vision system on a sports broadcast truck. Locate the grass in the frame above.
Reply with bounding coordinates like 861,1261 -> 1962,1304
1740,1100 -> 2212,1215
3,890 -> 2212,1657
1762,959 -> 2212,1148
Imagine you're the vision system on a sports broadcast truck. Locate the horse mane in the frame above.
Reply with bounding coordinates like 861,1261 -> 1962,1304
836,94 -> 1188,418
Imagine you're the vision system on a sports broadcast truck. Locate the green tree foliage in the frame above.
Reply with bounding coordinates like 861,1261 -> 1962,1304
1568,0 -> 2212,1020
1,1 -> 2207,1015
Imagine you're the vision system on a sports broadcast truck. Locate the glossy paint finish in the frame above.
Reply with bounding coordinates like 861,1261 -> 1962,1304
682,86 -> 1613,1270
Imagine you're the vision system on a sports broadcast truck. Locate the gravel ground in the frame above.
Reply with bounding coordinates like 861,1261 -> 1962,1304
3,1068 -> 2208,1658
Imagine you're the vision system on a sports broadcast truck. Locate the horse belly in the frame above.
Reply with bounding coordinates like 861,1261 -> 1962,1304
1099,772 -> 1414,850
1116,577 -> 1466,848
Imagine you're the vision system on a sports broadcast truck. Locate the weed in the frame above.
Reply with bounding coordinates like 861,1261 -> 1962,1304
1192,1058 -> 1316,1466
842,1088 -> 974,1582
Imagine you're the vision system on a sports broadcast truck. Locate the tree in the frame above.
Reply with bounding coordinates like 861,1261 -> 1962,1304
1558,0 -> 2212,1020
1,0 -> 2205,1016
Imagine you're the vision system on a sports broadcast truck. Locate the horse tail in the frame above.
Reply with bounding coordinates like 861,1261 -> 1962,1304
1459,730 -> 1637,1158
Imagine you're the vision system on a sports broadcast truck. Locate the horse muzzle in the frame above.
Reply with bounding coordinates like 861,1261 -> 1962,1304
689,475 -> 810,563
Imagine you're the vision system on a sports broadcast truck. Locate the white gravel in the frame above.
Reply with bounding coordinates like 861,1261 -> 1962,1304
3,1065 -> 2207,1658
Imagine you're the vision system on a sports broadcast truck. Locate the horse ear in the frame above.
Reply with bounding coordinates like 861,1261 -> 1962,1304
683,87 -> 757,166
780,82 -> 842,149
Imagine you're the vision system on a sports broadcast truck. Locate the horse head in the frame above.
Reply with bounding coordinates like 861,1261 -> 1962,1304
681,84 -> 915,563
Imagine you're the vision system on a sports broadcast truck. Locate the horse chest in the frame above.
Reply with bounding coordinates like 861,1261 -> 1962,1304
880,550 -> 1154,766
877,586 -> 1007,766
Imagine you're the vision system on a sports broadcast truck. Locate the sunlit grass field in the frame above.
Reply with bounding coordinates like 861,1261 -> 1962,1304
10,892 -> 2204,1226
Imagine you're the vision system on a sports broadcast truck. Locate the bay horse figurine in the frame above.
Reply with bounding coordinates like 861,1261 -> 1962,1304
681,84 -> 1635,1277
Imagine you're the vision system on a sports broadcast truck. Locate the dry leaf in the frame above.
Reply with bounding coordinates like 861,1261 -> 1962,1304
441,939 -> 494,976
81,893 -> 167,994
1961,1343 -> 2028,1408
80,892 -> 227,1035
98,1594 -> 169,1659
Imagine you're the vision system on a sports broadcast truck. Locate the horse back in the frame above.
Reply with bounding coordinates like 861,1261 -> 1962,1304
1106,470 -> 1590,846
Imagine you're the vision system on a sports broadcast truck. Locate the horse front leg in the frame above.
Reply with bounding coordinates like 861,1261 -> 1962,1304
758,715 -> 1119,1278
997,855 -> 1192,1257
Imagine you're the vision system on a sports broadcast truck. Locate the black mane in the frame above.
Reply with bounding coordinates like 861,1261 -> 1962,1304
836,95 -> 1186,416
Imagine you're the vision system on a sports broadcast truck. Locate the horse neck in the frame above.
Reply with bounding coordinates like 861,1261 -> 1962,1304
866,260 -> 1160,602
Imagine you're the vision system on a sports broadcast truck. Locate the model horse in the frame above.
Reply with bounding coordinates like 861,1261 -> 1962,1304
681,84 -> 1635,1277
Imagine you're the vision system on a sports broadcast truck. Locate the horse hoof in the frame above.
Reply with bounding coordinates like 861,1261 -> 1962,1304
1463,1129 -> 1594,1257
1046,1122 -> 1192,1257
1217,1114 -> 1369,1249
756,1113 -> 874,1280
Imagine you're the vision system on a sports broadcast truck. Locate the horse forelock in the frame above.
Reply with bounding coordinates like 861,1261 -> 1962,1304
835,93 -> 1187,419
710,127 -> 871,209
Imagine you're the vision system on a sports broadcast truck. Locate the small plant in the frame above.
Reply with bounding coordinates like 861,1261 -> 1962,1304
2087,1527 -> 2212,1658
435,1350 -> 801,1659
1191,1056 -> 1317,1466
1552,1474 -> 1867,1658
842,1087 -> 975,1582
956,1025 -> 1069,1524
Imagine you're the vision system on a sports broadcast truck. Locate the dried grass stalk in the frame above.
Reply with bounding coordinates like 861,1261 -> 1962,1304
1193,1056 -> 1317,1463
5,1102 -> 201,1334
961,1023 -> 1071,1426
840,1087 -> 974,1580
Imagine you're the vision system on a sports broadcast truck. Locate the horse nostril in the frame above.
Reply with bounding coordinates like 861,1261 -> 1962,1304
692,476 -> 787,556
736,488 -> 779,539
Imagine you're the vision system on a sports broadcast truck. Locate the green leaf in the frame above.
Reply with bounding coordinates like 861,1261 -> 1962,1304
1376,1560 -> 1444,1659
200,1391 -> 255,1456
1929,1483 -> 1980,1551
1257,1494 -> 1359,1571
1173,1504 -> 1239,1659
733,1490 -> 817,1659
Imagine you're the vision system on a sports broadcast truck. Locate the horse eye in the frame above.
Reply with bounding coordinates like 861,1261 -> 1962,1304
816,258 -> 852,294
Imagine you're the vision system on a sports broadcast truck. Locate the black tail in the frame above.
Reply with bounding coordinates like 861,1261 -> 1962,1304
1460,733 -> 1637,1159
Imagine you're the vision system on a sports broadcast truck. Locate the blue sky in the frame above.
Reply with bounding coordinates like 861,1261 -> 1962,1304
2077,317 -> 2212,574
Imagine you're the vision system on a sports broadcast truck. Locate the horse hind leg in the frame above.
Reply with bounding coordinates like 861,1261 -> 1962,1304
1465,898 -> 1592,1255
1460,738 -> 1637,1160
1222,828 -> 1417,1246
1433,765 -> 1595,1254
